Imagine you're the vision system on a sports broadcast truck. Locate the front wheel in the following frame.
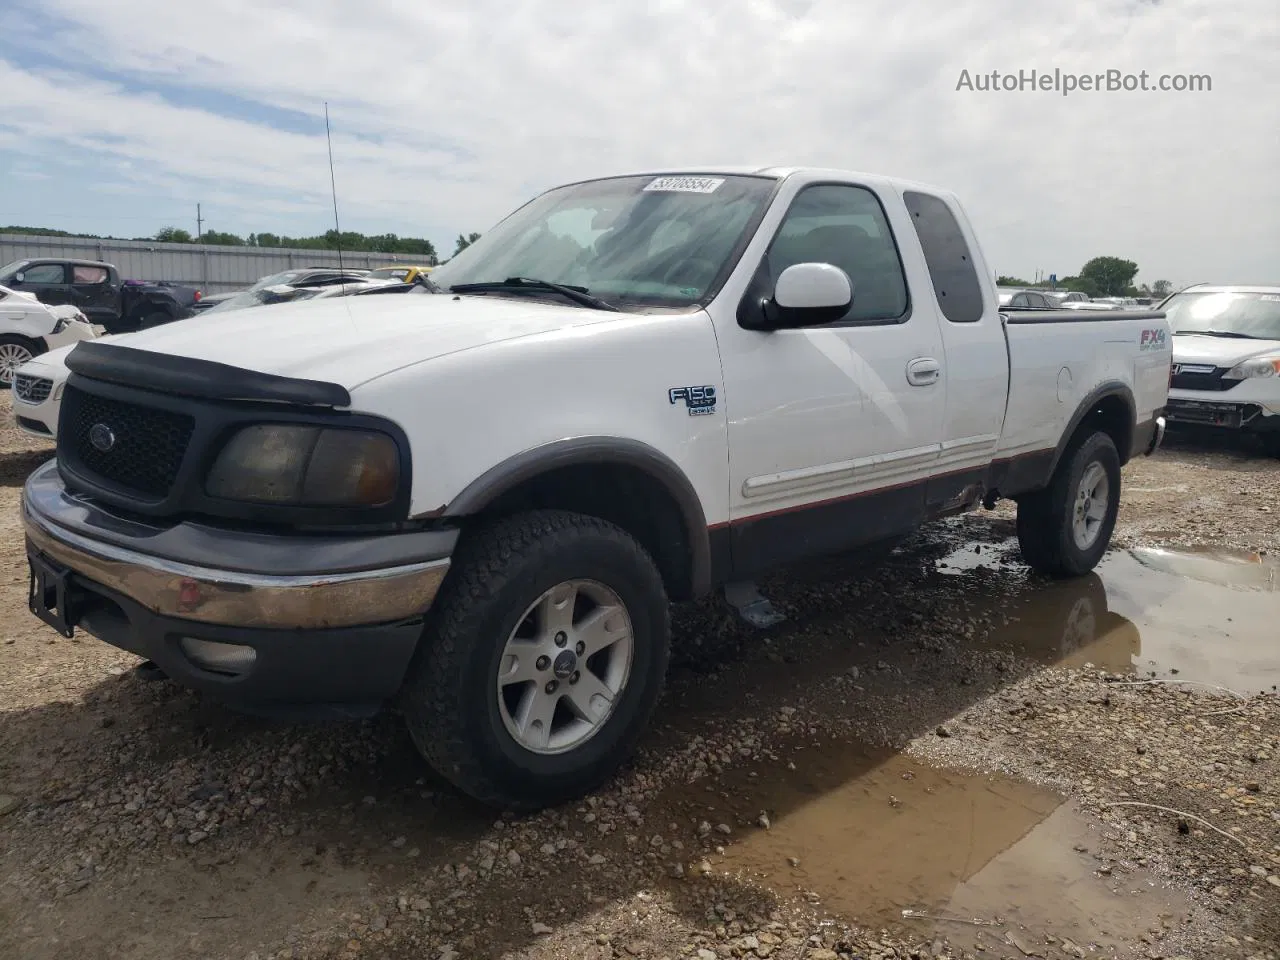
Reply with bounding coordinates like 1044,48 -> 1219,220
1016,430 -> 1122,577
0,335 -> 44,388
399,510 -> 671,810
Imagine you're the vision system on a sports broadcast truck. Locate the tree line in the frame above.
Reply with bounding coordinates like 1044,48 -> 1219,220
998,256 -> 1172,299
2,224 -> 486,264
156,226 -> 444,262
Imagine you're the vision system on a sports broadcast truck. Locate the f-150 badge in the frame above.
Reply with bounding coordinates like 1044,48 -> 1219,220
669,385 -> 717,416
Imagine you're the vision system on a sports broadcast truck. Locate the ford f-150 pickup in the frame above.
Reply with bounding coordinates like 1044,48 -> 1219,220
21,167 -> 1170,809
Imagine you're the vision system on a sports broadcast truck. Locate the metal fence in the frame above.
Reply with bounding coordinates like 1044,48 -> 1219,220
0,234 -> 424,295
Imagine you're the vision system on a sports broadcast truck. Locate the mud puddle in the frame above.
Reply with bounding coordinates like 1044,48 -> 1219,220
667,739 -> 1188,952
937,540 -> 1280,694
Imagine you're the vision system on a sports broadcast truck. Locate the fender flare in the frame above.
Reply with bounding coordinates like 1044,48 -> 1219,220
442,436 -> 713,598
1049,380 -> 1136,476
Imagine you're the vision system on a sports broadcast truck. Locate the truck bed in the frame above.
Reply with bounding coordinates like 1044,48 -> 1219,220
998,309 -> 1170,465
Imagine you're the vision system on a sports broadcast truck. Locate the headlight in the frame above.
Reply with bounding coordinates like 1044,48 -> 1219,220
1222,356 -> 1280,380
205,424 -> 400,506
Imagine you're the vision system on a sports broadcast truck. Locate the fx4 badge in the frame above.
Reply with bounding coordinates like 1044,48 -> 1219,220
669,385 -> 717,416
1139,328 -> 1167,350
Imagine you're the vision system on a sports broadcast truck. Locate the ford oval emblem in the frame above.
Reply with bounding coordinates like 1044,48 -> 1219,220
89,423 -> 116,453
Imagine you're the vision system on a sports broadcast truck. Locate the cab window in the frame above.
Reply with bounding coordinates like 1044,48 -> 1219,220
72,265 -> 109,284
21,263 -> 67,284
902,191 -> 984,323
763,184 -> 909,323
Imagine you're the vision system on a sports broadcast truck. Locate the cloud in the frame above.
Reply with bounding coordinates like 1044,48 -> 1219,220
0,0 -> 1276,283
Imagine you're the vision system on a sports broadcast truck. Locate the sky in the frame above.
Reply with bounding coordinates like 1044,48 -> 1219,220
0,0 -> 1276,288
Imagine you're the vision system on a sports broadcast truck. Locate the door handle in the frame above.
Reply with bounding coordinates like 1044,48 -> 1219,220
906,357 -> 941,386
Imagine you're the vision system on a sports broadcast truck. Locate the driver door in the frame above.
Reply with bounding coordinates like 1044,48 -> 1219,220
11,262 -> 72,307
707,177 -> 945,576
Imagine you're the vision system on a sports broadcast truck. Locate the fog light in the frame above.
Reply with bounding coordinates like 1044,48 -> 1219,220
178,637 -> 257,677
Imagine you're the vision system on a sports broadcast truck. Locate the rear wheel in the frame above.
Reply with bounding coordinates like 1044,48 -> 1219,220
399,510 -> 671,810
0,335 -> 44,388
1017,430 -> 1121,577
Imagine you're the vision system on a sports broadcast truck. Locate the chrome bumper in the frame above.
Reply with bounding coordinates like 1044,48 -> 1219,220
1146,415 -> 1167,455
23,474 -> 451,631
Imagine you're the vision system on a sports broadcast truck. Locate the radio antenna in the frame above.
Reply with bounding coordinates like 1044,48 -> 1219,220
324,102 -> 344,275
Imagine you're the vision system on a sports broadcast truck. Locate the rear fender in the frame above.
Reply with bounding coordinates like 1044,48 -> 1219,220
1048,381 -> 1136,476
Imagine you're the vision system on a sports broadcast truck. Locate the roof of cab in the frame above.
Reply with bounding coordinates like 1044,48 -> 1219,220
557,166 -> 957,198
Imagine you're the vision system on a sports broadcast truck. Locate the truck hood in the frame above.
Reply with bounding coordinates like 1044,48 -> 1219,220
1172,333 -> 1280,368
96,294 -> 619,390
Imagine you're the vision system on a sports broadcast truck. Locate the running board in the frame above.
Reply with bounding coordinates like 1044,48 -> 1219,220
723,580 -> 788,629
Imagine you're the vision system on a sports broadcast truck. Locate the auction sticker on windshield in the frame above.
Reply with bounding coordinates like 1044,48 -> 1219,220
644,176 -> 725,193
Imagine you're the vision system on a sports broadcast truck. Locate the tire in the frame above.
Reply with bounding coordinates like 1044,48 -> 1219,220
0,335 -> 45,388
400,510 -> 671,810
1016,430 -> 1121,577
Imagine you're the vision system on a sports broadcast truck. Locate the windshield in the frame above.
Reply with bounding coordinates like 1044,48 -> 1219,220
0,261 -> 30,285
429,174 -> 777,309
1164,291 -> 1280,340
248,270 -> 308,292
203,285 -> 323,314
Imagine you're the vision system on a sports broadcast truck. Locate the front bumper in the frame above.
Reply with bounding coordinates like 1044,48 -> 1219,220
1165,396 -> 1280,434
42,318 -> 97,352
22,461 -> 455,710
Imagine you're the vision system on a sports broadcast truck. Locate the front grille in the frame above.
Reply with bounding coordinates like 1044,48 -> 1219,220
14,374 -> 53,404
1170,366 -> 1237,392
62,386 -> 194,498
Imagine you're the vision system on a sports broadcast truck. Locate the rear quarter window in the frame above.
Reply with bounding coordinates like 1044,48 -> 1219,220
902,191 -> 984,324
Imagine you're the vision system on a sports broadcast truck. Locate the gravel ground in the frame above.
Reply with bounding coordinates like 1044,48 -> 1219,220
1,397 -> 1277,960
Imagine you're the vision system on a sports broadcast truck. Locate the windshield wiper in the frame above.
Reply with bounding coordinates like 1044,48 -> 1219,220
1174,329 -> 1260,339
449,277 -> 620,312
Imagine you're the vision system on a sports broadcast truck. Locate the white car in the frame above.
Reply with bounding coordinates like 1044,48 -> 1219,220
21,167 -> 1171,810
11,339 -> 102,439
1061,300 -> 1124,311
0,284 -> 96,388
10,280 -> 392,439
1161,284 -> 1280,454
1045,290 -> 1090,304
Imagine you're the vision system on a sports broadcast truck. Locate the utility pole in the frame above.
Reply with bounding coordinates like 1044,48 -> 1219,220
196,203 -> 203,242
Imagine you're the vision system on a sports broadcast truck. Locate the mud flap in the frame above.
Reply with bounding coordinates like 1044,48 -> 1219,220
723,580 -> 788,629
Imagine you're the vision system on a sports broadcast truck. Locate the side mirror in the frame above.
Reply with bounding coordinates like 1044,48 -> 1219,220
763,262 -> 853,328
13,272 -> 25,283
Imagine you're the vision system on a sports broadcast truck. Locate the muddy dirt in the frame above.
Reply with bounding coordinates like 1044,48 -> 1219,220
1,397 -> 1277,960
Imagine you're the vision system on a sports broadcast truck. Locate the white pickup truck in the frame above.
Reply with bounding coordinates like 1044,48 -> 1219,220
21,167 -> 1170,809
